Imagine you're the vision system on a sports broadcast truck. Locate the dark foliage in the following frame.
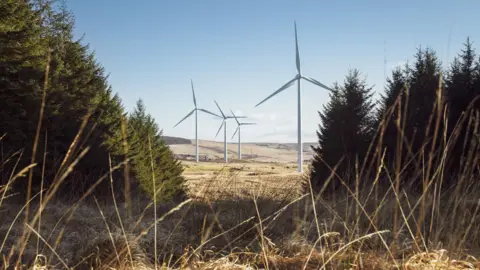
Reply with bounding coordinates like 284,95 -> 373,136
310,69 -> 375,193
311,40 -> 480,195
0,0 -> 185,202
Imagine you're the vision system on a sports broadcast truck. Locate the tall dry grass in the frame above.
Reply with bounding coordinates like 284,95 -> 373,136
2,64 -> 480,269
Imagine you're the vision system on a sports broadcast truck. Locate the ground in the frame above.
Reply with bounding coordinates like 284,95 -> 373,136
170,138 -> 314,200
181,160 -> 307,200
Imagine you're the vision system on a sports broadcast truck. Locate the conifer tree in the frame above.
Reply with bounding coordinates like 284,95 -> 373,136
407,48 -> 443,151
310,69 -> 375,193
0,0 -> 45,142
0,1 -> 126,199
0,0 -> 47,186
444,38 -> 480,177
0,1 -> 188,202
376,67 -> 409,169
375,47 -> 443,191
126,100 -> 187,201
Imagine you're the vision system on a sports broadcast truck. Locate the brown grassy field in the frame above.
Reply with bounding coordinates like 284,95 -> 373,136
181,160 -> 306,200
2,157 -> 480,269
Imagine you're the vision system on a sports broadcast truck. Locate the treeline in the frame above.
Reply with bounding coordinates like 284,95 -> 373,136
0,0 -> 186,202
310,42 -> 480,194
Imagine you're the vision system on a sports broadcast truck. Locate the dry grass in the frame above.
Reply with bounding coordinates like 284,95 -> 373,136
182,161 -> 304,201
2,169 -> 480,269
0,188 -> 480,269
3,126 -> 480,269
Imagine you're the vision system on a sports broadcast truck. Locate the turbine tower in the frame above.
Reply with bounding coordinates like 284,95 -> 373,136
213,100 -> 245,163
254,21 -> 334,173
230,109 -> 256,160
173,80 -> 220,162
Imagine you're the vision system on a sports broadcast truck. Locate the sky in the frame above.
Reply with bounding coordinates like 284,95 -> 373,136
66,0 -> 480,143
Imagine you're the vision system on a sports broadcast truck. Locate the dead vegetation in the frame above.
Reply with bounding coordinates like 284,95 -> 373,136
3,128 -> 480,269
2,172 -> 480,269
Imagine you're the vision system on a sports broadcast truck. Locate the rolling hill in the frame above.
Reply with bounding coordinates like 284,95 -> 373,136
163,136 -> 318,163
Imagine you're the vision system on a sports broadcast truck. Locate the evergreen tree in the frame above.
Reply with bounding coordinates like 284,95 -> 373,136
310,83 -> 344,192
126,100 -> 187,202
0,0 -> 124,200
0,1 -> 187,202
0,0 -> 46,150
407,47 -> 443,151
443,38 -> 480,179
375,67 -> 409,170
0,0 -> 48,187
310,69 -> 375,193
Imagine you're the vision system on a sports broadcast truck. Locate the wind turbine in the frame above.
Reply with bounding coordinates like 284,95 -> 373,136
254,21 -> 334,173
230,110 -> 256,160
173,79 -> 220,162
213,100 -> 246,163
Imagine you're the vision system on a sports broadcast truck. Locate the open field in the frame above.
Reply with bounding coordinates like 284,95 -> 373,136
181,160 -> 307,200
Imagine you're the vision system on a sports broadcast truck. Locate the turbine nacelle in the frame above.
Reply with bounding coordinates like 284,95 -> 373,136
173,80 -> 220,127
230,109 -> 256,139
173,80 -> 221,163
213,100 -> 247,138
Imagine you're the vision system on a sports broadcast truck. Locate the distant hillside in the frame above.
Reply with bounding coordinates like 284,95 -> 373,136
166,138 -> 319,163
162,136 -> 318,150
162,136 -> 191,145
252,142 -> 319,151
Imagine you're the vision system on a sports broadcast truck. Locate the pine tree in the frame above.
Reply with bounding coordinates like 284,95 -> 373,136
374,48 -> 443,191
0,1 -> 126,200
127,100 -> 187,202
310,69 -> 375,193
376,67 -> 409,170
0,0 -> 47,185
444,38 -> 480,178
406,48 -> 444,191
310,83 -> 344,192
407,47 -> 443,151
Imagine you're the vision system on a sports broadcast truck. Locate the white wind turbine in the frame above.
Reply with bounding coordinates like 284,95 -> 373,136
254,21 -> 334,173
230,109 -> 256,160
173,79 -> 220,162
213,100 -> 246,163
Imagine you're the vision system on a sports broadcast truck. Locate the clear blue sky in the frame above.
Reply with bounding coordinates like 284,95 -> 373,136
66,0 -> 479,143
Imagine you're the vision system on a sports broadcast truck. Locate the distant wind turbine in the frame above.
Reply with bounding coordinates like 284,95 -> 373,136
213,100 -> 246,163
254,21 -> 334,173
230,110 -> 256,160
173,80 -> 220,162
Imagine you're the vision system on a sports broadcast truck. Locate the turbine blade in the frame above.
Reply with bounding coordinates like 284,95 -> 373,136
303,76 -> 334,91
173,109 -> 195,128
199,108 -> 221,118
230,109 -> 240,125
255,77 -> 297,107
215,121 -> 224,138
294,21 -> 301,74
191,79 -> 197,107
231,126 -> 239,139
214,100 -> 226,118
240,123 -> 256,125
